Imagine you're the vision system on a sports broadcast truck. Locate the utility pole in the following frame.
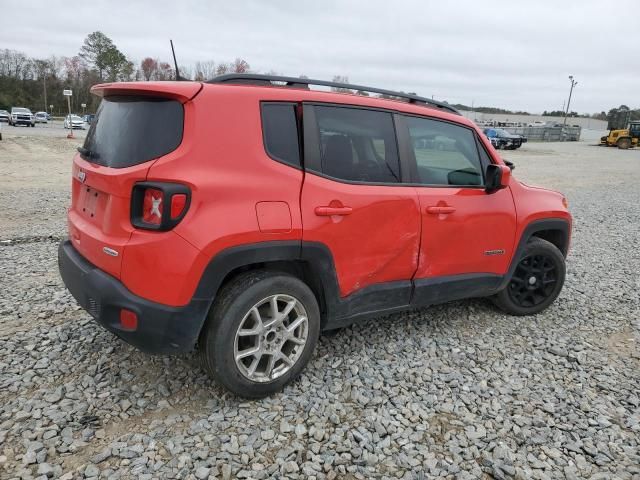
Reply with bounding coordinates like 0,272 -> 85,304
563,75 -> 578,126
43,75 -> 47,113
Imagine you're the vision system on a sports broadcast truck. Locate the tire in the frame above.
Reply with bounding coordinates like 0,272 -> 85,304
617,138 -> 631,150
492,237 -> 565,316
199,271 -> 320,398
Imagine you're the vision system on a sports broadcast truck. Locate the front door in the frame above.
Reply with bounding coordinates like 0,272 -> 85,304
400,114 -> 516,301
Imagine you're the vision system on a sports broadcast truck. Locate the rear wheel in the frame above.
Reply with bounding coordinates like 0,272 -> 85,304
200,271 -> 320,398
493,237 -> 565,316
617,137 -> 631,149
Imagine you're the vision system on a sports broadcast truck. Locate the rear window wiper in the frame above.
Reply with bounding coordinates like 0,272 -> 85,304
77,146 -> 99,159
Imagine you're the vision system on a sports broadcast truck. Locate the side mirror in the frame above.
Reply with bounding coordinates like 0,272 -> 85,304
485,164 -> 511,193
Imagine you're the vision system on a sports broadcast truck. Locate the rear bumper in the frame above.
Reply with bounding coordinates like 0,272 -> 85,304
57,240 -> 210,354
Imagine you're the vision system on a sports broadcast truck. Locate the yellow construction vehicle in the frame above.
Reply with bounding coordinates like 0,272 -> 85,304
600,121 -> 640,149
600,107 -> 640,149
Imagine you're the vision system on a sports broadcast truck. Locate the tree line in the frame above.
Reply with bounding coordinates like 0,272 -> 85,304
0,31 -> 254,115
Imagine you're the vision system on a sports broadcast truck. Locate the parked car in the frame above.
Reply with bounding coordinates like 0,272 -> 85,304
58,75 -> 572,398
9,107 -> 35,127
483,128 -> 524,149
83,114 -> 95,124
35,112 -> 49,123
64,114 -> 85,129
528,121 -> 546,127
0,110 -> 10,122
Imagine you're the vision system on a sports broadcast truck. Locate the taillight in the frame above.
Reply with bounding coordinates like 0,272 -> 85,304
170,194 -> 187,219
142,188 -> 163,225
131,182 -> 191,231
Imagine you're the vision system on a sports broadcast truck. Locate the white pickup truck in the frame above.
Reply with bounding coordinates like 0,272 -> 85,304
9,107 -> 35,127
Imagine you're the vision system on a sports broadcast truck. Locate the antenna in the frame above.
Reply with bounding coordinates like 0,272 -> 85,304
170,40 -> 181,81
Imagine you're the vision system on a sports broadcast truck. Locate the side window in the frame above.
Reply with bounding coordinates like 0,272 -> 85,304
314,105 -> 400,183
262,103 -> 300,168
477,136 -> 493,166
405,116 -> 484,186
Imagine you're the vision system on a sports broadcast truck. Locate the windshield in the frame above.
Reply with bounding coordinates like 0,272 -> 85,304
12,108 -> 30,114
81,95 -> 184,168
495,129 -> 511,136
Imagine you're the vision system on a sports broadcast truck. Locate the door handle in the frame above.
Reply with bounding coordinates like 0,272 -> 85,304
426,206 -> 456,214
315,206 -> 353,216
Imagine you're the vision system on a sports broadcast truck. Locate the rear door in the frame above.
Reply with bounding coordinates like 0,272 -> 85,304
68,91 -> 190,279
300,104 -> 421,300
399,114 -> 516,283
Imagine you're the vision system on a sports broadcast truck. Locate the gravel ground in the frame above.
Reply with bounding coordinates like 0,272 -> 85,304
1,134 -> 639,479
1,121 -> 88,139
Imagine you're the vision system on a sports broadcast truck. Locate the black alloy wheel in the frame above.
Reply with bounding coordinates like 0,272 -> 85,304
492,237 -> 566,316
507,254 -> 558,308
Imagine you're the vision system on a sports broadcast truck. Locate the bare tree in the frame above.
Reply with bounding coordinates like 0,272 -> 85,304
215,63 -> 230,76
232,58 -> 250,73
140,57 -> 158,81
4,50 -> 29,78
179,65 -> 193,80
194,60 -> 216,81
331,75 -> 353,93
156,62 -> 174,80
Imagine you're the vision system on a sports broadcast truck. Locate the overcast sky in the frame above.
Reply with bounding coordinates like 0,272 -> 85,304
2,0 -> 638,113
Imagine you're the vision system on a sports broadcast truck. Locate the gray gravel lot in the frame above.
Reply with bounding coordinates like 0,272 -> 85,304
1,121 -> 88,139
1,134 -> 639,479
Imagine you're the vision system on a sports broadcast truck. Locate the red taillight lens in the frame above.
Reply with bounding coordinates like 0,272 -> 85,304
131,182 -> 190,231
171,194 -> 187,219
120,309 -> 138,331
142,188 -> 163,225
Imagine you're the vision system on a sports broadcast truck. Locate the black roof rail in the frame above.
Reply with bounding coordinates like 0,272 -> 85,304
207,73 -> 459,115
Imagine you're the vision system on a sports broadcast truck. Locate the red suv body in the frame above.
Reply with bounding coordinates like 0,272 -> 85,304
59,75 -> 571,397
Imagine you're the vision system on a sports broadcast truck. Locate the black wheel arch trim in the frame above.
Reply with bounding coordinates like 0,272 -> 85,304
192,240 -> 412,331
497,218 -> 570,291
191,239 -> 527,333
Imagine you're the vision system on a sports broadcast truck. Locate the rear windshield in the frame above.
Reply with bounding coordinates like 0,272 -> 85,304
81,96 -> 183,168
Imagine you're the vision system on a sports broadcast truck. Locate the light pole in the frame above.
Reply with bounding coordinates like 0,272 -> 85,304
563,75 -> 578,126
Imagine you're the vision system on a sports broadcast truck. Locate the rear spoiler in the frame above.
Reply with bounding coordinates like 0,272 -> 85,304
91,82 -> 203,103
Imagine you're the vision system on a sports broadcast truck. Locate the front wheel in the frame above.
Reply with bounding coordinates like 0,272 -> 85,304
492,237 -> 566,316
617,138 -> 631,150
200,271 -> 320,398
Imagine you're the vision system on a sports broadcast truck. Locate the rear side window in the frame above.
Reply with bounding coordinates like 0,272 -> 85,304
81,96 -> 183,168
315,106 -> 400,183
261,103 -> 301,168
405,116 -> 484,186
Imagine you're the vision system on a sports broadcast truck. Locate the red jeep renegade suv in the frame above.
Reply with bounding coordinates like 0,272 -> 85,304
58,74 -> 571,398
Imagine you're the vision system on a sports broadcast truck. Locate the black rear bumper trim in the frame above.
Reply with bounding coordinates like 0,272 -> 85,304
57,240 -> 210,354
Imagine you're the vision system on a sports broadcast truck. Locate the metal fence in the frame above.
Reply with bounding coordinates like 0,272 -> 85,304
500,126 -> 581,142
